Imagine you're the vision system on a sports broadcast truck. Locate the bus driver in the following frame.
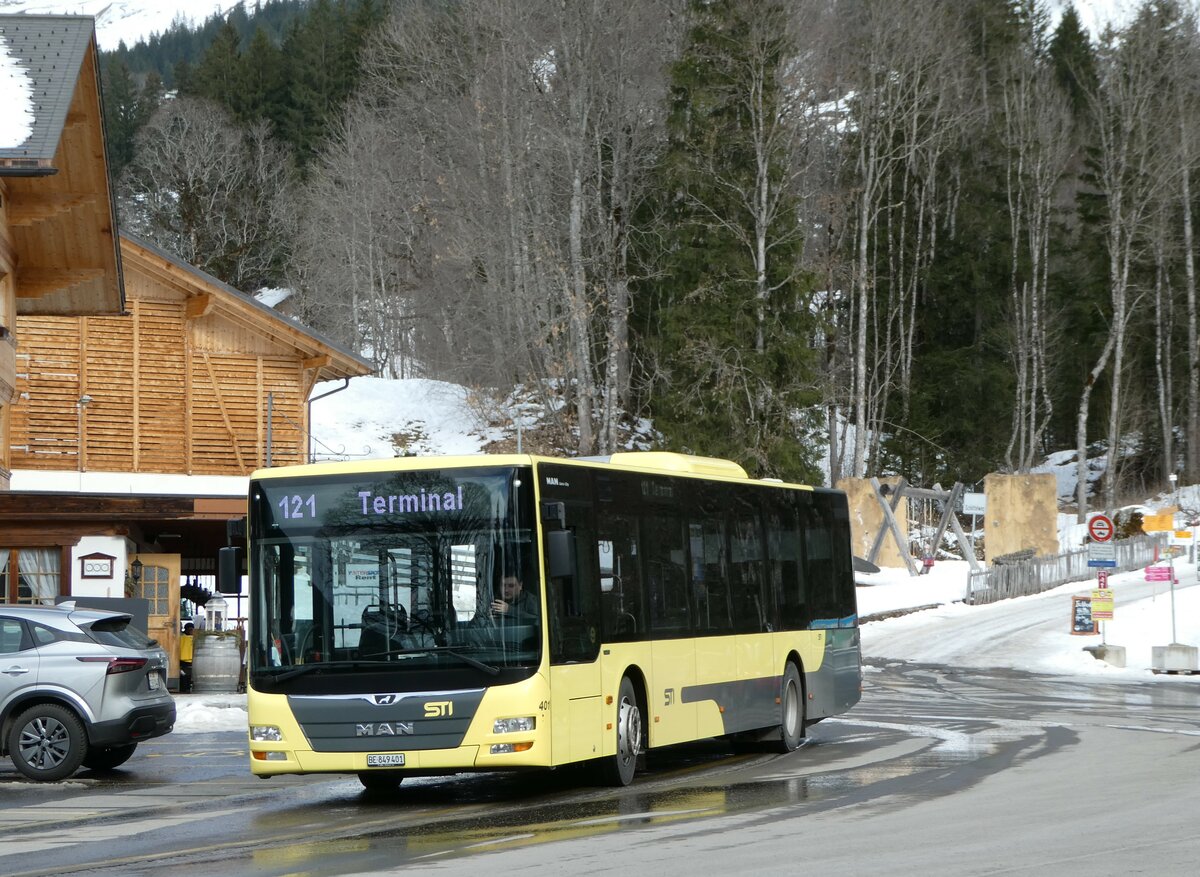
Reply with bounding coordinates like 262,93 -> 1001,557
492,575 -> 539,621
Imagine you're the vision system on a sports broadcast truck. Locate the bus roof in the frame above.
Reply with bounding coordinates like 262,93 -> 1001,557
249,451 -> 813,489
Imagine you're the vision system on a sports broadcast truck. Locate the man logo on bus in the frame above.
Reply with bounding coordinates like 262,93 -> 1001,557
356,722 -> 414,736
424,701 -> 453,718
373,694 -> 398,705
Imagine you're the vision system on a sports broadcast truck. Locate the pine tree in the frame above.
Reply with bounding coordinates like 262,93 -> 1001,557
186,21 -> 245,114
634,0 -> 821,480
1049,4 -> 1098,117
100,57 -> 141,177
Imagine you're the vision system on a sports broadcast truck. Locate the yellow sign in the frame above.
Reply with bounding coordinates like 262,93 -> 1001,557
1174,530 -> 1192,540
1143,513 -> 1175,532
1091,588 -> 1114,619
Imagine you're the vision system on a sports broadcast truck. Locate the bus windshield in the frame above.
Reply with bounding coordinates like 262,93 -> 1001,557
247,467 -> 539,688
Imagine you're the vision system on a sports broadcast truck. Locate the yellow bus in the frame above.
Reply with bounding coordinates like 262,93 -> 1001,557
220,451 -> 861,790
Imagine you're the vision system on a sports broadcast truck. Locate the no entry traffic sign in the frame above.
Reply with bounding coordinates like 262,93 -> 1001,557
1088,514 -> 1114,543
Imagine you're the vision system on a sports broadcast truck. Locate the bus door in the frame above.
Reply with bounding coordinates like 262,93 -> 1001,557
540,470 -> 603,765
643,506 -> 696,746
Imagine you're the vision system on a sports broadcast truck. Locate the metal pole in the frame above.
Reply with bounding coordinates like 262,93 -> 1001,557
266,391 -> 274,467
1170,553 -> 1178,643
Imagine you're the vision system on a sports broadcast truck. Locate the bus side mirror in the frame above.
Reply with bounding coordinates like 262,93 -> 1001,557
547,530 -> 575,579
217,546 -> 243,594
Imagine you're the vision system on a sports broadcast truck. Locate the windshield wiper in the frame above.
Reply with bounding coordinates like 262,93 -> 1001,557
261,659 -> 388,683
385,646 -> 500,676
430,648 -> 501,676
261,649 -> 501,681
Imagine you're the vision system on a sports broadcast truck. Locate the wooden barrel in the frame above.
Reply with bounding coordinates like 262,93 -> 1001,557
191,635 -> 241,693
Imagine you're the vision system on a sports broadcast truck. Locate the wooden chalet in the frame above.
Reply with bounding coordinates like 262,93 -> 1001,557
0,233 -> 372,684
1,15 -> 124,491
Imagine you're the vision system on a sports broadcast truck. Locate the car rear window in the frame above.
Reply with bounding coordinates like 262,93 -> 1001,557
84,616 -> 156,650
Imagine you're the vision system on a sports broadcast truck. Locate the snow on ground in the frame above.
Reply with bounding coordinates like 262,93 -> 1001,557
0,1 -> 239,51
173,692 -> 246,733
859,558 -> 1200,680
310,376 -> 504,461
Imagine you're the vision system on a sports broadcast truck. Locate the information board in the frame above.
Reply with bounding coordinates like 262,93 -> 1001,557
1071,596 -> 1097,635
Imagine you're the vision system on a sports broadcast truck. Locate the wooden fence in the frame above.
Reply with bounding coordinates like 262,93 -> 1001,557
965,534 -> 1166,605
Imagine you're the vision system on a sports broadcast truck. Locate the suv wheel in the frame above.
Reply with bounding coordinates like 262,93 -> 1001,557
7,703 -> 88,781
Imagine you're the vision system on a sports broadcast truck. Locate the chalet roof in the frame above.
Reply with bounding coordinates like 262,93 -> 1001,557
0,15 -> 92,168
121,233 -> 374,381
0,14 -> 124,316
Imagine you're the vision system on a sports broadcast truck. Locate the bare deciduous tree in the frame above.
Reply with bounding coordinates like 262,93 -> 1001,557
118,97 -> 293,292
1000,54 -> 1073,472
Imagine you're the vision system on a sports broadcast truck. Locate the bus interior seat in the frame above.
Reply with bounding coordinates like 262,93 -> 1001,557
359,603 -> 407,658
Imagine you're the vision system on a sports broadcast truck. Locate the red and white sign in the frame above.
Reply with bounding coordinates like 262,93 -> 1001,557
1097,570 -> 1109,589
1088,514 -> 1114,543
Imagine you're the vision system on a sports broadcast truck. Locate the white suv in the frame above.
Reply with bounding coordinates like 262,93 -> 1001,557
0,602 -> 176,781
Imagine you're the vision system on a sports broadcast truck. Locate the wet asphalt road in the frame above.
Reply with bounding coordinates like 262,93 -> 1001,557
2,664 -> 1199,877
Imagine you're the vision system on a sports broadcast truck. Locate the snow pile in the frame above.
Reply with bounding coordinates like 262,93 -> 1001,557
173,692 -> 247,733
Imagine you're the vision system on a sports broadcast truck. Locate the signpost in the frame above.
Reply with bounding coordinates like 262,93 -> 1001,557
1086,514 -> 1115,642
1088,514 -> 1114,543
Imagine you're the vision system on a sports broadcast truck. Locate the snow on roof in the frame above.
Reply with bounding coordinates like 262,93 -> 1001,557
8,469 -> 248,497
0,28 -> 34,148
255,287 -> 292,309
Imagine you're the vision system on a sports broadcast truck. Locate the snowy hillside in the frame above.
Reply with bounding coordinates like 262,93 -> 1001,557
0,1 -> 238,50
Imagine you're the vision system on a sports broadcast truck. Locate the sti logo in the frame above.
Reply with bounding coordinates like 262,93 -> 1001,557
424,701 -> 453,718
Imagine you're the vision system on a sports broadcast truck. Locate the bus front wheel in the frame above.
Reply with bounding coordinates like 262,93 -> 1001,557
599,676 -> 643,786
775,662 -> 806,753
358,771 -> 404,792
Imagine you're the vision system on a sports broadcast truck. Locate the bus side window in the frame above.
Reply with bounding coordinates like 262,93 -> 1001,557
768,504 -> 807,630
728,506 -> 766,634
688,518 -> 730,632
801,497 -> 837,622
546,494 -> 601,665
597,515 -> 645,641
831,497 -> 857,623
645,513 -> 688,634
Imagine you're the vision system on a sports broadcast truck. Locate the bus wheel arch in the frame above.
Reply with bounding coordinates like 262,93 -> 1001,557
775,656 -> 807,753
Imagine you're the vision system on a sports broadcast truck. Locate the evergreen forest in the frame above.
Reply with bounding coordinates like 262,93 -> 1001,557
98,0 -> 1200,516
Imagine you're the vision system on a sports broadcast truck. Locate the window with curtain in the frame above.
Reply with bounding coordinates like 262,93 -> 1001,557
0,548 -> 62,605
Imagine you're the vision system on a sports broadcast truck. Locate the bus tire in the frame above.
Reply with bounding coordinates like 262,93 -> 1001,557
774,662 -> 806,753
357,771 -> 404,792
599,676 -> 643,786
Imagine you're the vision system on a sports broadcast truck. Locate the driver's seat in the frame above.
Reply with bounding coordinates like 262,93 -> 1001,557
359,602 -> 406,658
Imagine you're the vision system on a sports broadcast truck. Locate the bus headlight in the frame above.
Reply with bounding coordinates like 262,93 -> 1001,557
493,716 -> 536,734
251,725 -> 283,742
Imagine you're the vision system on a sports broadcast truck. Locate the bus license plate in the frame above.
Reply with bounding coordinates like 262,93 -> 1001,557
367,753 -> 405,767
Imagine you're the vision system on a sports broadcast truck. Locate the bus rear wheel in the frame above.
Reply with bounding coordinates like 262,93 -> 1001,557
774,662 -> 806,753
599,676 -> 643,786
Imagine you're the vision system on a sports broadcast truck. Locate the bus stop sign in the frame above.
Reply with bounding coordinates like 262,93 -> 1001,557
1088,514 -> 1114,543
